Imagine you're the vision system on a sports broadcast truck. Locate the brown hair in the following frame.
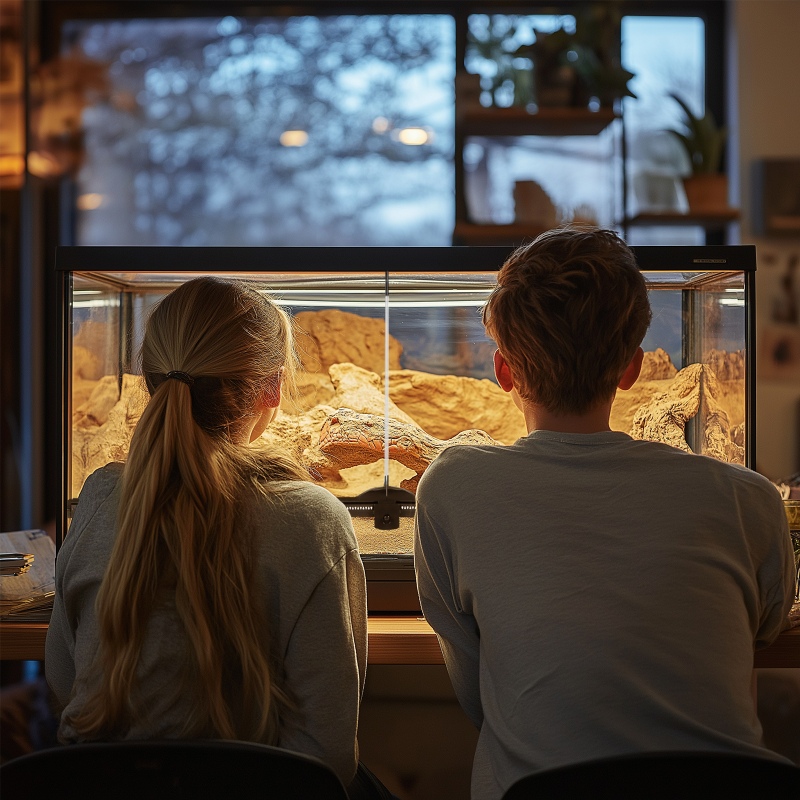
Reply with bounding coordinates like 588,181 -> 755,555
67,276 -> 306,742
482,227 -> 652,415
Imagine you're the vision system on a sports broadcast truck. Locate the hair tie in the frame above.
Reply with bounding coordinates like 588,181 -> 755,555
166,370 -> 195,386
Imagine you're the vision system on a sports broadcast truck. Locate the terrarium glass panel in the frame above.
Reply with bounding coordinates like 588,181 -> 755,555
64,248 -> 751,558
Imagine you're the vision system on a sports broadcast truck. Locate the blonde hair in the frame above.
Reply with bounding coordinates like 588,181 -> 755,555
67,277 -> 306,741
483,227 -> 652,415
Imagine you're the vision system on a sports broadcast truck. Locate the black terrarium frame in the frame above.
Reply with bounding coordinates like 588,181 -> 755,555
56,244 -> 756,610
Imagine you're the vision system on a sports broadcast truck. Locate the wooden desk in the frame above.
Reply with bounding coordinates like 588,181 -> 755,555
2,618 -> 799,668
0,622 -> 49,661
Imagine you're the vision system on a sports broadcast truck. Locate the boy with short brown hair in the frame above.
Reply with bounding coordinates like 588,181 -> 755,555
483,227 -> 651,417
414,227 -> 794,800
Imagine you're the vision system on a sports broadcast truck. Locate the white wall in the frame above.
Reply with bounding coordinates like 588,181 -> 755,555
731,0 -> 800,480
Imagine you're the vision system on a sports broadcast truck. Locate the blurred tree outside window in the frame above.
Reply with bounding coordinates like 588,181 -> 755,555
66,14 -> 455,246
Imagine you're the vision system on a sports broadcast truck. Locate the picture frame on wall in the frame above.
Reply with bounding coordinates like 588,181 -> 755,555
752,159 -> 800,237
759,251 -> 800,381
760,324 -> 800,381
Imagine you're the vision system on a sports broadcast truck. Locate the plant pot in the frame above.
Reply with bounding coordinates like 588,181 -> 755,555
682,173 -> 729,213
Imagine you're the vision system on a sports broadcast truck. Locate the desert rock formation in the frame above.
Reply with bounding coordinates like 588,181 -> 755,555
70,307 -> 746,508
72,374 -> 148,496
294,309 -> 402,375
388,369 -> 526,444
638,347 -> 678,381
630,363 -> 744,464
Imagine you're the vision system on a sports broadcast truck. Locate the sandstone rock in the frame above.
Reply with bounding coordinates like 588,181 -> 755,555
638,348 -> 677,381
265,363 -> 416,496
70,351 -> 746,503
388,369 -> 526,444
329,363 -> 417,425
705,349 -> 745,381
74,375 -> 120,428
731,422 -> 745,448
283,371 -> 335,413
73,377 -> 99,411
293,309 -> 402,375
74,322 -> 113,379
73,345 -> 102,381
610,379 -> 672,435
630,363 -> 744,464
712,378 -> 745,429
71,375 -> 148,497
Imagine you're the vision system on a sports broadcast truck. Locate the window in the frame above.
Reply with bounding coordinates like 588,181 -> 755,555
459,10 -> 712,243
67,14 -> 455,246
622,15 -> 707,245
51,3 -> 724,247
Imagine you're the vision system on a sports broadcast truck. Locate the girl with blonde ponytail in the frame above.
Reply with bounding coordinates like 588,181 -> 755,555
45,277 -> 385,796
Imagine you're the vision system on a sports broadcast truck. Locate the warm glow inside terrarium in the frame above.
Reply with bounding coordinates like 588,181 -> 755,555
59,246 -> 755,563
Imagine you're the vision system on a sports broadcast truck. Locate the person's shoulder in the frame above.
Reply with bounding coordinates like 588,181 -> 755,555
271,479 -> 352,515
248,480 -> 357,551
73,462 -> 124,517
417,441 -> 506,496
710,458 -> 784,503
657,443 -> 774,488
81,461 -> 124,490
60,463 -> 124,565
428,441 -> 505,472
631,440 -> 782,503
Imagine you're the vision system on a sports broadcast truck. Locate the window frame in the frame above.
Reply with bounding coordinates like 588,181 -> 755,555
40,0 -> 727,245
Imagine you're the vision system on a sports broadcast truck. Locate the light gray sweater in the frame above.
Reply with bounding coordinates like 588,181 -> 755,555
414,430 -> 794,800
45,463 -> 367,786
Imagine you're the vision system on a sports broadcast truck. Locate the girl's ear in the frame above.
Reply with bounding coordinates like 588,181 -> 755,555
262,367 -> 284,409
618,347 -> 644,391
263,385 -> 281,409
494,349 -> 515,393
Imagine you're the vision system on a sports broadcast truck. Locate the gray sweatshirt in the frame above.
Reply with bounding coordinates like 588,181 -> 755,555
46,463 -> 367,786
415,430 -> 794,800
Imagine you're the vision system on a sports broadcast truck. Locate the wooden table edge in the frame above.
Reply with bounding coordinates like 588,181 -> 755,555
2,618 -> 798,668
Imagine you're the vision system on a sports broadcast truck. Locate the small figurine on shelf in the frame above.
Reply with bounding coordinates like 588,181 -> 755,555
513,179 -> 557,227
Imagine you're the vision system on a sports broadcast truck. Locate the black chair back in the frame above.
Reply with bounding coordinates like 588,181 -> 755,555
0,739 -> 349,800
502,751 -> 800,800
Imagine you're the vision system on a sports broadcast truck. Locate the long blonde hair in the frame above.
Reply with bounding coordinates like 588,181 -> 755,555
67,277 -> 306,741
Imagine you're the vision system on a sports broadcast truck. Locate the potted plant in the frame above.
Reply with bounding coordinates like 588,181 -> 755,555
513,2 -> 636,109
666,92 -> 729,212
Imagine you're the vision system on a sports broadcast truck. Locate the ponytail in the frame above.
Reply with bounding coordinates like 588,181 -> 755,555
67,278 -> 305,741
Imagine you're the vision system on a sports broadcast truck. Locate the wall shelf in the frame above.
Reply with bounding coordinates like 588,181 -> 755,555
452,222 -> 549,246
460,106 -> 618,137
623,209 -> 740,228
454,105 -> 621,245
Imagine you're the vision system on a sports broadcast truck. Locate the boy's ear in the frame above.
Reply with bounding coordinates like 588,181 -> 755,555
494,349 -> 515,393
618,347 -> 644,391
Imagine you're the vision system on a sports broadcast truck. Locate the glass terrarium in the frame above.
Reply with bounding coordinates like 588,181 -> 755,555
57,245 -> 756,610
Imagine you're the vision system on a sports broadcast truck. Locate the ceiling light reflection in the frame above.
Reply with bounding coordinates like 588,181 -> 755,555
77,193 -> 104,211
396,127 -> 432,146
280,130 -> 309,147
